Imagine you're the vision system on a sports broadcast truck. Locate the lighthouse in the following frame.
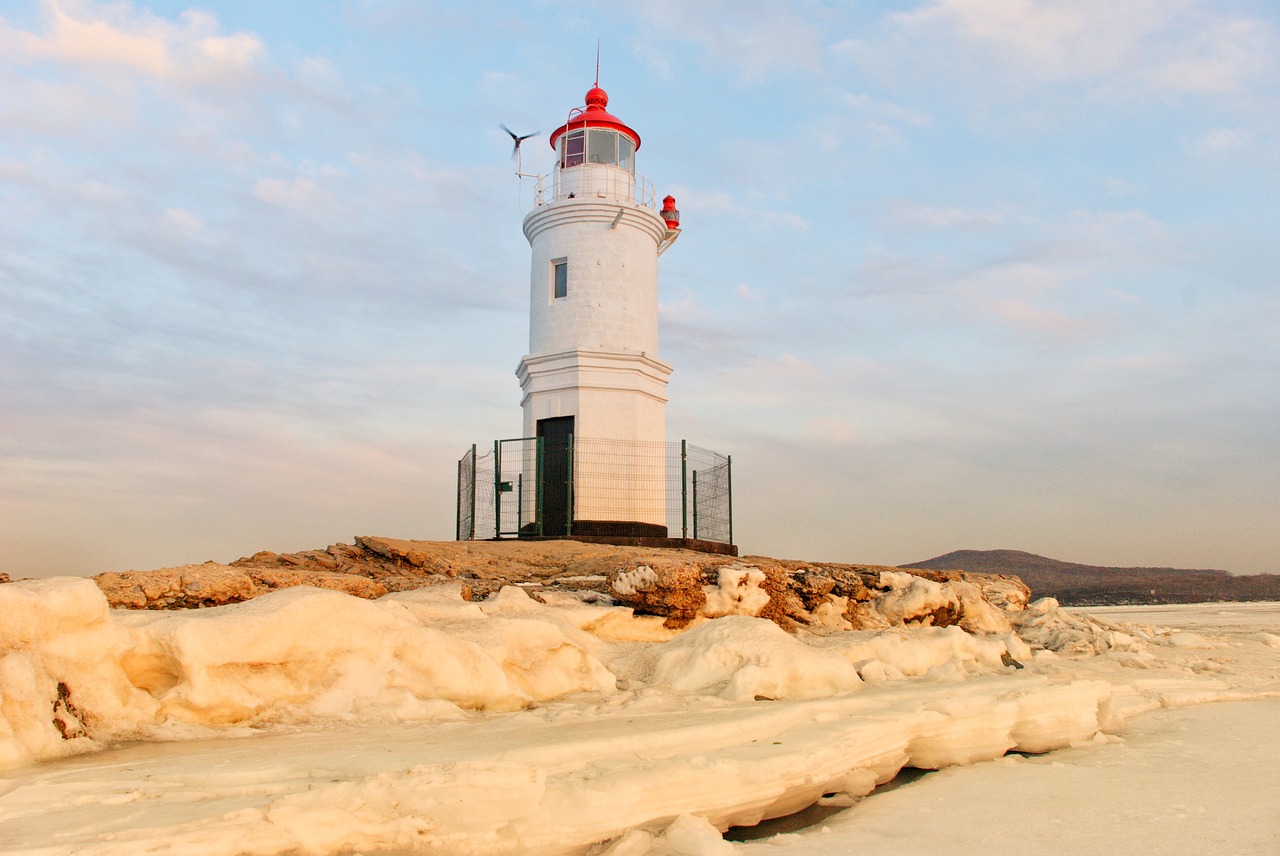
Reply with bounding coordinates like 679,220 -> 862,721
516,84 -> 681,537
456,82 -> 731,551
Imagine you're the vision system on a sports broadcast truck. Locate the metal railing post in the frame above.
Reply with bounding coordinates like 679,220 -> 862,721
536,436 -> 545,536
468,444 -> 477,540
726,455 -> 734,547
680,440 -> 688,540
692,470 -> 698,540
565,434 -> 574,536
516,472 -> 523,534
493,440 -> 501,539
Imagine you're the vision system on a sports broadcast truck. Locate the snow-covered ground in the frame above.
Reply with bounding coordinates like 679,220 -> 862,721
1,578 -> 1277,855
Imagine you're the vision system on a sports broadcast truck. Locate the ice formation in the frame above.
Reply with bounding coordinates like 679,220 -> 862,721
2,577 -> 1278,855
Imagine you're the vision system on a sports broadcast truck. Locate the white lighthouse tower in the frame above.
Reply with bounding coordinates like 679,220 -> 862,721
516,83 -> 681,537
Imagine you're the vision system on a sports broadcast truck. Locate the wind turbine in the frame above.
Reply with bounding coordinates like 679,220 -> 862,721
501,123 -> 540,178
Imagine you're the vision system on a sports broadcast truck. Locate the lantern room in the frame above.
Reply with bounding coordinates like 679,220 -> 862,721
551,86 -> 639,171
543,87 -> 648,206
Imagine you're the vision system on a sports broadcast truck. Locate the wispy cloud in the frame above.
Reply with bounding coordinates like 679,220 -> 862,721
2,0 -> 264,84
890,202 -> 1003,230
1191,127 -> 1252,156
836,0 -> 1279,101
626,0 -> 825,82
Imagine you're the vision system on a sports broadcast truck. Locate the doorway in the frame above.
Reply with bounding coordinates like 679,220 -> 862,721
537,416 -> 574,536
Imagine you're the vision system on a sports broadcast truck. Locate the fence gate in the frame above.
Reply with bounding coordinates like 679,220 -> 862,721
493,437 -> 543,538
690,457 -> 732,544
456,444 -> 478,540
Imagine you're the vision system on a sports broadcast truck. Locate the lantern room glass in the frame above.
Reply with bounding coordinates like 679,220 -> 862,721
560,129 -> 634,174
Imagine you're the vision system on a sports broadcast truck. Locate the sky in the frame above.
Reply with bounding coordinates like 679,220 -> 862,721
2,0 -> 1278,578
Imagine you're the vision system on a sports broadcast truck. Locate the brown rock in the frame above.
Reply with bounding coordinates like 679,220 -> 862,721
232,551 -> 278,566
95,565 -> 259,609
89,538 -> 1032,634
248,569 -> 389,599
308,553 -> 339,570
607,561 -> 710,628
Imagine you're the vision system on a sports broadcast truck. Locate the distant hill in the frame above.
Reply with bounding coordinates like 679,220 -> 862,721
902,549 -> 1280,606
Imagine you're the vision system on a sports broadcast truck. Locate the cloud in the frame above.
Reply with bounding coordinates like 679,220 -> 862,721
0,3 -> 533,585
1147,16 -> 1275,94
4,0 -> 264,84
795,90 -> 935,149
253,176 -> 338,215
854,0 -> 1278,97
666,183 -> 808,231
158,207 -> 205,239
625,0 -> 825,82
1191,127 -> 1252,156
891,202 -> 1003,230
855,206 -> 1175,345
838,91 -> 931,129
888,0 -> 1160,81
935,259 -> 1107,342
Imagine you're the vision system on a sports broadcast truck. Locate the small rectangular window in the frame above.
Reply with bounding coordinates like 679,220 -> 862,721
561,132 -> 584,168
553,260 -> 567,299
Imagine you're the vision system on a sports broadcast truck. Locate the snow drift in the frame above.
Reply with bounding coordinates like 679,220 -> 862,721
2,574 -> 1277,855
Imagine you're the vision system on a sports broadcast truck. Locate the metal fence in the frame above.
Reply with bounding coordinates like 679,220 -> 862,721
457,437 -> 732,546
533,169 -> 657,209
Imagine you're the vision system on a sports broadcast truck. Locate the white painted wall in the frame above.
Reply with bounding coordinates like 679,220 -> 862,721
517,161 -> 674,527
524,196 -> 665,358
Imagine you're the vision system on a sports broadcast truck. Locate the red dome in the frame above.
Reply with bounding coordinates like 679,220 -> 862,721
549,86 -> 641,151
585,87 -> 608,108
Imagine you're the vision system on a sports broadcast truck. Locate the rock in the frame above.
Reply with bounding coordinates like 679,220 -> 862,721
309,553 -> 339,570
88,538 -> 1036,641
355,535 -> 394,560
0,572 -> 10,584
608,562 -> 710,627
95,565 -> 258,609
248,569 -> 389,600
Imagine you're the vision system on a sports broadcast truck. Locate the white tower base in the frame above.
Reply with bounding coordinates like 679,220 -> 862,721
517,349 -> 672,532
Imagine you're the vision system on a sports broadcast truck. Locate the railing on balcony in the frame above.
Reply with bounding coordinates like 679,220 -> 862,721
531,167 -> 657,210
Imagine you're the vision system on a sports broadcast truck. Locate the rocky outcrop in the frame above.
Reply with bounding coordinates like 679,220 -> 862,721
91,537 -> 1030,635
0,572 -> 10,584
93,563 -> 397,609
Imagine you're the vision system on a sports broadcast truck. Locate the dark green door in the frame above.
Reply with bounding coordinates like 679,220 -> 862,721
537,416 -> 573,536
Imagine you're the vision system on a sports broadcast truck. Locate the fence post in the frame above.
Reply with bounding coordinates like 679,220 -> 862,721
692,470 -> 698,540
493,440 -> 501,540
536,436 -> 545,536
726,455 -> 733,547
468,445 -> 477,539
456,455 -> 463,541
516,472 -> 523,534
680,440 -> 688,539
565,434 -> 574,536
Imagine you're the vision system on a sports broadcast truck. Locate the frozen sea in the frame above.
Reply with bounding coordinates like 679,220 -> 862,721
1,577 -> 1277,855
